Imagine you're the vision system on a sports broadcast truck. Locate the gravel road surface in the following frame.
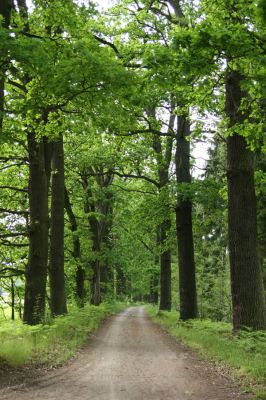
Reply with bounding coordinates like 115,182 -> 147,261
0,306 -> 252,400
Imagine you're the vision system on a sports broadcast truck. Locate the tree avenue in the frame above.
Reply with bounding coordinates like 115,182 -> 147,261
0,0 -> 265,333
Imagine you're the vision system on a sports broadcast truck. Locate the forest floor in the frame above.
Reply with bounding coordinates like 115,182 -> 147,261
0,306 -> 253,400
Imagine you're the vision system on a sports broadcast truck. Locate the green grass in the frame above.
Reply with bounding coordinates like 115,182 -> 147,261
0,302 -> 127,367
146,306 -> 266,399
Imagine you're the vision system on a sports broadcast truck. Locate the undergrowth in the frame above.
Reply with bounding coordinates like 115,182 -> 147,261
146,306 -> 266,399
0,302 -> 126,367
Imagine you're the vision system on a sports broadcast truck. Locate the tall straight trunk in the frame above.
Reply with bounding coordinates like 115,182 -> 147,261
0,72 -> 5,133
150,273 -> 159,304
24,133 -> 49,325
225,70 -> 266,330
98,191 -> 114,298
11,277 -> 15,320
159,218 -> 172,310
175,115 -> 197,320
100,235 -> 113,298
0,0 -> 12,133
82,176 -> 101,306
152,122 -> 173,311
89,215 -> 101,305
43,136 -> 53,187
76,264 -> 85,306
49,134 -> 67,316
94,171 -> 114,299
64,186 -> 84,306
150,235 -> 159,305
0,1 -> 12,28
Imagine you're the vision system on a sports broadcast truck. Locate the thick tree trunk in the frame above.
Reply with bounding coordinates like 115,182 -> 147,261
76,264 -> 85,306
0,1 -> 12,28
100,239 -> 113,298
150,239 -> 159,305
0,74 -> 5,133
150,233 -> 159,305
99,196 -> 113,298
64,186 -> 85,306
89,215 -> 101,305
152,129 -> 172,311
116,264 -> 127,298
150,273 -> 159,304
11,277 -> 15,320
82,176 -> 101,305
226,70 -> 266,330
175,115 -> 197,320
0,0 -> 12,133
24,133 -> 49,325
159,219 -> 172,310
91,260 -> 101,305
150,234 -> 160,304
43,136 -> 53,187
49,134 -> 67,316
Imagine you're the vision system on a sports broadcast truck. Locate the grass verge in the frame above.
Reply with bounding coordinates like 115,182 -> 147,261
146,306 -> 266,399
0,302 -> 127,367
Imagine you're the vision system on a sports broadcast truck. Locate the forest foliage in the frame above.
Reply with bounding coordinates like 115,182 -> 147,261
0,0 -> 266,338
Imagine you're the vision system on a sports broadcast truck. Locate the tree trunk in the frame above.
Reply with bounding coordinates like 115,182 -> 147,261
226,70 -> 266,330
150,273 -> 159,304
91,260 -> 101,305
82,176 -> 101,306
49,134 -> 67,316
76,264 -> 85,306
64,186 -> 85,306
159,219 -> 172,310
100,238 -> 113,299
0,1 -> 12,28
23,133 -> 49,325
99,196 -> 113,299
43,136 -> 53,187
89,216 -> 101,305
175,115 -> 197,320
150,230 -> 162,305
152,126 -> 173,311
0,0 -> 12,133
11,277 -> 15,320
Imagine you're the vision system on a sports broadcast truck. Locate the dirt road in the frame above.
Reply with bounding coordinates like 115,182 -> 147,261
0,306 -> 251,400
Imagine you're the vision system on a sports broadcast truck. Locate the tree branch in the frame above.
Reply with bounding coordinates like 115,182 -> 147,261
113,170 -> 160,188
0,185 -> 28,192
0,232 -> 28,238
0,267 -> 25,276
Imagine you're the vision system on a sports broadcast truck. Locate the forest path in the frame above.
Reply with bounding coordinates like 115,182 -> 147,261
0,306 -> 251,400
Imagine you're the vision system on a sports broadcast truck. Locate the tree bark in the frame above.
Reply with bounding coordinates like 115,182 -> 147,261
82,176 -> 101,305
159,218 -> 172,310
100,236 -> 113,298
175,115 -> 197,320
64,186 -> 85,306
151,112 -> 173,311
89,215 -> 101,305
11,277 -> 15,320
157,167 -> 172,311
226,70 -> 266,330
43,136 -> 53,187
49,134 -> 67,316
23,133 -> 49,325
0,0 -> 12,27
0,0 -> 12,133
98,191 -> 113,298
150,235 -> 159,304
